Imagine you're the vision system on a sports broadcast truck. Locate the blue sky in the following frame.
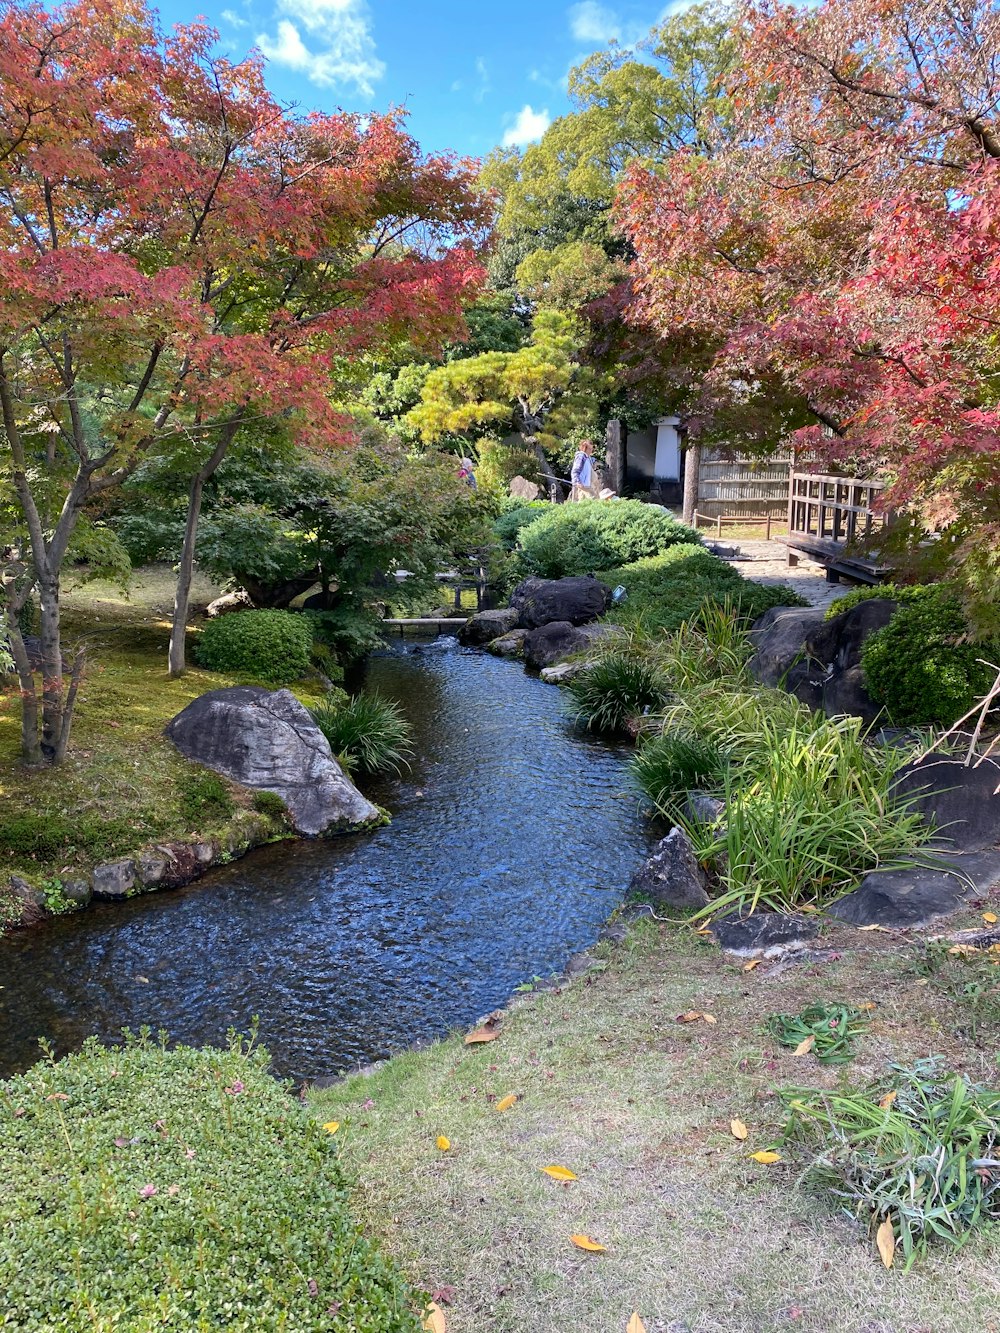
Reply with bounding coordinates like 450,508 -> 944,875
155,0 -> 675,158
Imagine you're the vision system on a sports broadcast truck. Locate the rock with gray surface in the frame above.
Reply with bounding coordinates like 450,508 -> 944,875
628,827 -> 710,911
830,848 -> 1000,929
522,621 -> 618,670
893,757 -> 1000,851
486,628 -> 529,658
165,686 -> 378,836
803,598 -> 898,672
458,608 -> 519,646
747,607 -> 826,688
92,860 -> 137,900
510,576 -> 612,630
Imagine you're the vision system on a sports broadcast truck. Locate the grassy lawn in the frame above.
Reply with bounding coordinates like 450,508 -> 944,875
310,916 -> 1000,1333
0,567 -> 325,895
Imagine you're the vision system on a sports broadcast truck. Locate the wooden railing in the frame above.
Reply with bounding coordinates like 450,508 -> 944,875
787,471 -> 886,550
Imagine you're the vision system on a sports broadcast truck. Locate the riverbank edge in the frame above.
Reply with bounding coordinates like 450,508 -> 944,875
1,802 -> 390,938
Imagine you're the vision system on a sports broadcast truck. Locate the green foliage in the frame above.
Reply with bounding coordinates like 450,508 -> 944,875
0,1033 -> 420,1330
177,769 -> 235,826
632,731 -> 729,812
516,502 -> 700,578
823,582 -> 925,620
310,692 -> 415,777
682,711 -> 928,914
565,650 -> 670,734
861,588 -> 999,726
767,1002 -> 869,1063
475,439 -> 542,502
779,1060 -> 1000,1270
250,789 -> 290,821
493,502 -> 550,550
302,607 -> 387,665
195,610 -> 313,685
0,812 -> 141,863
604,544 -> 806,634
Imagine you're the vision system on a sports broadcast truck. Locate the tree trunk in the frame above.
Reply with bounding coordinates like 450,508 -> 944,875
168,423 -> 240,676
682,441 -> 701,526
530,440 -> 561,502
4,615 -> 43,767
38,579 -> 65,762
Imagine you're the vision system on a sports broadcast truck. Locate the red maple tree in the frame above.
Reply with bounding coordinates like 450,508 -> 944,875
0,0 -> 488,764
616,0 -> 1000,624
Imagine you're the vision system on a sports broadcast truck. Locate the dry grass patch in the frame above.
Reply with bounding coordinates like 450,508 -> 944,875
310,921 -> 1000,1333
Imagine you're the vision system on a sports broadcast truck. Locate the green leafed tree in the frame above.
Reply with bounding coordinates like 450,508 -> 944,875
406,310 -> 603,498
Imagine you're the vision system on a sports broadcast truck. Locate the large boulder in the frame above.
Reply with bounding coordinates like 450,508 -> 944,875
522,621 -> 618,670
747,607 -> 826,688
458,608 -> 519,646
628,827 -> 710,911
510,576 -> 612,630
892,757 -> 1000,851
803,598 -> 898,672
821,665 -> 882,726
165,687 -> 378,836
830,848 -> 1000,928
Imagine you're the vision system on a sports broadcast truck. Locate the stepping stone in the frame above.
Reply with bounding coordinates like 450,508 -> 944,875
829,848 -> 1000,929
710,911 -> 821,956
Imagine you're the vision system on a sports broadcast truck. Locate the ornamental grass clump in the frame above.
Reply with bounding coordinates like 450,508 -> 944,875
632,731 -> 729,814
779,1059 -> 1000,1270
565,650 -> 670,734
310,691 -> 414,777
0,1032 -> 420,1330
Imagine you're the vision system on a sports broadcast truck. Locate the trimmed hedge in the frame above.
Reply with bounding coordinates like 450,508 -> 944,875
0,1035 -> 420,1331
604,545 -> 808,634
515,500 -> 700,578
492,502 -> 549,551
195,609 -> 313,685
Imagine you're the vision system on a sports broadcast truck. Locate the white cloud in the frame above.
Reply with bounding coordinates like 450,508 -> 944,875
256,0 -> 385,97
221,8 -> 250,27
502,104 -> 551,148
568,0 -> 621,43
474,56 -> 491,103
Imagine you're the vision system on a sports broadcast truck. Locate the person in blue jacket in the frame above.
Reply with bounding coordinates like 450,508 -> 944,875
570,438 -> 597,500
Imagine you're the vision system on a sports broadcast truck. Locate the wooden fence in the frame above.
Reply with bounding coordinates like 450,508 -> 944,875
695,449 -> 791,518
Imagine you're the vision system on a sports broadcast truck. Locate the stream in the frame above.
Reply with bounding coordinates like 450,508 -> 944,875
0,642 -> 654,1083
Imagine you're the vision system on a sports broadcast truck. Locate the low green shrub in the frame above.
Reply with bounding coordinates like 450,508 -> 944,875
823,582 -> 927,620
604,545 -> 807,635
632,731 -> 729,813
861,589 -> 998,726
251,789 -> 290,820
779,1059 -> 1000,1269
0,1033 -> 420,1330
177,769 -> 235,825
195,609 -> 312,685
565,651 -> 670,734
493,502 -> 549,551
301,606 -> 387,665
516,500 -> 700,579
310,691 -> 414,776
0,812 -> 142,864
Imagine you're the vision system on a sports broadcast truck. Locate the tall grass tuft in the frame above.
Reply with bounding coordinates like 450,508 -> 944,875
780,1059 -> 1000,1269
565,651 -> 670,734
632,731 -> 729,814
310,691 -> 414,777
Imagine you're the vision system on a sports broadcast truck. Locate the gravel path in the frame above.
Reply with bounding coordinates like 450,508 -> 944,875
711,538 -> 850,611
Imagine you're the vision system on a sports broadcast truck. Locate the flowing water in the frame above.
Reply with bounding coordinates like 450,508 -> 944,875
0,643 -> 654,1083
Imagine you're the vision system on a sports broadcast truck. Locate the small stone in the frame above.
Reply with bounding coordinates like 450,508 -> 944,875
458,608 -> 519,646
682,792 -> 725,826
10,876 -> 46,909
710,911 -> 821,957
193,843 -> 215,866
136,853 -> 169,887
91,860 -> 137,900
540,662 -> 584,685
486,628 -> 529,658
60,877 -> 92,906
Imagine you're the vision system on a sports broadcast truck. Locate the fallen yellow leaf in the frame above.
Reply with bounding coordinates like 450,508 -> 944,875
749,1151 -> 782,1164
876,1217 -> 896,1269
794,1034 -> 816,1057
423,1301 -> 447,1332
541,1164 -> 578,1182
570,1234 -> 607,1253
879,1091 -> 898,1111
984,912 -> 998,924
949,944 -> 980,956
857,1002 -> 877,1011
436,1135 -> 451,1151
858,924 -> 890,932
742,959 -> 762,972
730,1118 -> 749,1141
676,1010 -> 703,1023
322,1121 -> 340,1135
495,1094 -> 518,1112
627,1315 -> 647,1333
702,1013 -> 718,1025
464,1026 -> 498,1045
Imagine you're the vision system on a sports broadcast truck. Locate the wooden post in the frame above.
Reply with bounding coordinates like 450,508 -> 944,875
682,441 -> 701,525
